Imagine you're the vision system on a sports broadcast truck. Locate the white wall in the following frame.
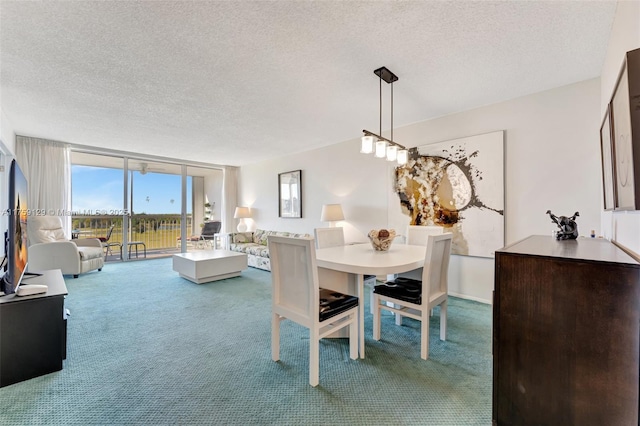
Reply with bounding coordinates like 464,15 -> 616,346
0,108 -> 16,257
393,79 -> 602,244
600,1 -> 640,256
239,141 -> 388,243
204,169 -> 224,222
192,176 -> 205,234
1,108 -> 16,155
239,78 -> 601,303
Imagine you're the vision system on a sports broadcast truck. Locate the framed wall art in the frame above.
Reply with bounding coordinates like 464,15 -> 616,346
278,170 -> 302,218
610,47 -> 640,210
600,103 -> 616,211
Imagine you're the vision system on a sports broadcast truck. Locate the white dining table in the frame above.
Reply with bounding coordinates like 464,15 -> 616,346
315,243 -> 426,358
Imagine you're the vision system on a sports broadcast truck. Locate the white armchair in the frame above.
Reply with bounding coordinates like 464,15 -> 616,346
28,216 -> 104,278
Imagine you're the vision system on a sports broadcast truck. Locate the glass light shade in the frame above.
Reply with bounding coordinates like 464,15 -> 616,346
320,204 -> 345,222
397,149 -> 408,165
234,207 -> 251,219
386,145 -> 398,161
360,135 -> 374,154
375,140 -> 387,158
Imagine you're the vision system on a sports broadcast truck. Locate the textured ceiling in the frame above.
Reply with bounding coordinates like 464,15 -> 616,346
0,1 -> 617,167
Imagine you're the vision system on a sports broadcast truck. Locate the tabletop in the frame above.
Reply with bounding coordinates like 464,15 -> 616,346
315,243 -> 426,275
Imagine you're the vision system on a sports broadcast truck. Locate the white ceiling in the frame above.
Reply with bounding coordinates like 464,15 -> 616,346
0,1 -> 617,167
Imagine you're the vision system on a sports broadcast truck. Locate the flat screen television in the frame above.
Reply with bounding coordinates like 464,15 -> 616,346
2,159 -> 29,295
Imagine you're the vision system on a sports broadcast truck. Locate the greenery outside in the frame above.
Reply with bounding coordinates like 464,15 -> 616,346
72,214 -> 194,250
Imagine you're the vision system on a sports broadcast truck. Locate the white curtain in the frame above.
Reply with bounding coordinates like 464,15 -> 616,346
16,136 -> 72,237
221,166 -> 238,233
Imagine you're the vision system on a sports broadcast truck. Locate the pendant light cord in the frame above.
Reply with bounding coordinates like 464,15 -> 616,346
377,71 -> 395,143
379,75 -> 382,137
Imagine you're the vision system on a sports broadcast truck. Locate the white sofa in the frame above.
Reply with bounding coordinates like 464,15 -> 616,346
28,216 -> 104,278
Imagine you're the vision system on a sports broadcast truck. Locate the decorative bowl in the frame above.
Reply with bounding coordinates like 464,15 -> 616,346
368,229 -> 396,251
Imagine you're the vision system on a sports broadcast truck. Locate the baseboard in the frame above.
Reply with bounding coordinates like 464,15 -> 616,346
449,291 -> 491,305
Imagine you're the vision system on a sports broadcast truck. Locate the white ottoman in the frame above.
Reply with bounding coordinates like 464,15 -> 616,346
172,250 -> 248,284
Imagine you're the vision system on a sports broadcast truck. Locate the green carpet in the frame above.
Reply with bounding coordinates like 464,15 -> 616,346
0,258 -> 492,425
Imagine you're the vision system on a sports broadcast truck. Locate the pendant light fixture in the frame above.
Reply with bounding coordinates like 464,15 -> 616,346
361,66 -> 408,166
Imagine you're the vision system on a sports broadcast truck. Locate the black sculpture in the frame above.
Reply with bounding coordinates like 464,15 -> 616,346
546,210 -> 579,240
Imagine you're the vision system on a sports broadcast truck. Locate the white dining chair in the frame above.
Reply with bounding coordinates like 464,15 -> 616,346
399,225 -> 445,281
268,235 -> 359,386
406,225 -> 443,245
314,227 -> 345,249
315,227 -> 378,311
402,226 -> 449,324
372,233 -> 452,360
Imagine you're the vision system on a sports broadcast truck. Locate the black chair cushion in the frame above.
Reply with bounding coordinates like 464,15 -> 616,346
319,288 -> 358,322
373,276 -> 423,304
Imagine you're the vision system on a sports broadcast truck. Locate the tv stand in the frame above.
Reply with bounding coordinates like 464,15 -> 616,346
0,269 -> 67,387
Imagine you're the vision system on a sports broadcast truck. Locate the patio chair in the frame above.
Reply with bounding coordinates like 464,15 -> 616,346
176,221 -> 222,249
199,221 -> 221,247
99,224 -> 122,259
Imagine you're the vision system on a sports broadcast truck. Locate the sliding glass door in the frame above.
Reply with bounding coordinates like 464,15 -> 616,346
71,152 -> 221,260
126,159 -> 189,258
71,154 -> 126,259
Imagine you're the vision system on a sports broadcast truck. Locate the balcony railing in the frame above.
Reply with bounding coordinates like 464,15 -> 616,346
72,214 -> 195,253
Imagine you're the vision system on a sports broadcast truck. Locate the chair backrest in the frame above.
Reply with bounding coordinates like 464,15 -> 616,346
201,221 -> 222,237
28,215 -> 67,244
104,224 -> 115,241
422,233 -> 453,301
406,225 -> 443,245
314,227 -> 345,249
268,235 -> 318,327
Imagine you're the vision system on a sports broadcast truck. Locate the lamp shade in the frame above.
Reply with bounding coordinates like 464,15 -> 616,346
234,207 -> 251,219
397,149 -> 408,165
360,135 -> 374,154
320,204 -> 345,222
386,145 -> 398,161
375,140 -> 387,158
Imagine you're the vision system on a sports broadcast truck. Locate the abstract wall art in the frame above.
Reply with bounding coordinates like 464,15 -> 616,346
393,131 -> 504,257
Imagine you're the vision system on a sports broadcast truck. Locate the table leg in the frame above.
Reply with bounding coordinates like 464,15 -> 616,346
355,273 -> 365,358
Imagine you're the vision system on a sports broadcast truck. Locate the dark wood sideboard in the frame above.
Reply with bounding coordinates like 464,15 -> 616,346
493,235 -> 640,425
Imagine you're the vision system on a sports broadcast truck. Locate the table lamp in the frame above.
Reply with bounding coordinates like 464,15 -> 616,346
320,204 -> 344,227
234,207 -> 251,232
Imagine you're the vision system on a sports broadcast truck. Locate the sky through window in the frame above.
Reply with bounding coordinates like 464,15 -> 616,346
72,165 -> 192,215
